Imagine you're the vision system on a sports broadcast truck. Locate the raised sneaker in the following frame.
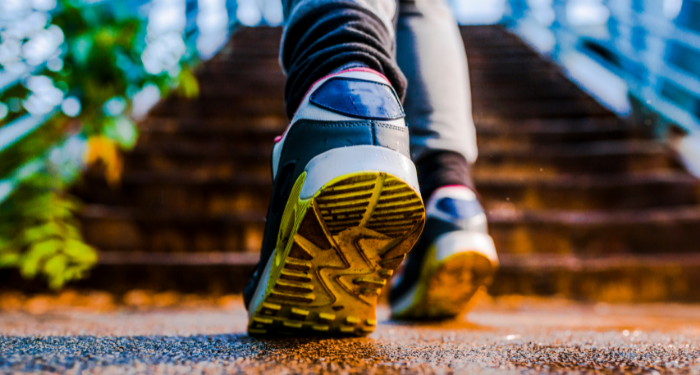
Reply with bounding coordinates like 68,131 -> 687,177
244,69 -> 426,336
389,185 -> 498,320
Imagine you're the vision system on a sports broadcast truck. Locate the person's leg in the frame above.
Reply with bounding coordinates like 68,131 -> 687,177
244,0 -> 426,336
280,0 -> 404,118
389,0 -> 498,320
395,0 -> 478,199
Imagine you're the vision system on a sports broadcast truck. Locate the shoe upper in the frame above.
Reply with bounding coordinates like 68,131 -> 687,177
243,69 -> 412,310
388,185 -> 494,305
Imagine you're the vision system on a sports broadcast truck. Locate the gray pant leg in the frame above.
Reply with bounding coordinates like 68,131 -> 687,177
281,0 -> 397,39
396,0 -> 478,164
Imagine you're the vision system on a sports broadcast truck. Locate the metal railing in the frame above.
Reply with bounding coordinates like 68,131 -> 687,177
503,0 -> 700,134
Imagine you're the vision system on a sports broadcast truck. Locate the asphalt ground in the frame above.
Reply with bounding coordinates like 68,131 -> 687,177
1,296 -> 699,374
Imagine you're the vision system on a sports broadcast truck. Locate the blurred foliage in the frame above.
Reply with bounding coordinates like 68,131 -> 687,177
0,0 -> 200,288
0,186 -> 96,290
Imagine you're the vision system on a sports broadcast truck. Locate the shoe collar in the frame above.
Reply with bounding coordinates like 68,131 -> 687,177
271,68 -> 406,179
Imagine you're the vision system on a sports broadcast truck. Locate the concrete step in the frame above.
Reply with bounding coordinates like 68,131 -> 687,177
75,169 -> 697,214
478,171 -> 700,210
475,117 -> 635,137
493,252 -> 700,302
116,137 -> 673,177
139,117 -> 632,143
81,167 -> 697,212
79,205 -> 266,253
141,116 -> 287,135
488,206 -> 700,255
474,140 -> 678,177
473,99 -> 614,119
149,97 -> 285,118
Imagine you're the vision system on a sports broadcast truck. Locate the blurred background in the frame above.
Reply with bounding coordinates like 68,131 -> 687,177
1,0 -> 700,310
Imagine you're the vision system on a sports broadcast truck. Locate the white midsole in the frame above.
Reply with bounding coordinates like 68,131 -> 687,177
248,253 -> 274,319
300,145 -> 420,199
434,231 -> 499,265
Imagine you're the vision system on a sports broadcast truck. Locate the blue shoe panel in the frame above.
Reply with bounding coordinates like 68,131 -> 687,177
310,77 -> 405,120
436,197 -> 483,220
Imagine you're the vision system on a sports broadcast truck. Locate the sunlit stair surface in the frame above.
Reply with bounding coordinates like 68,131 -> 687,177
6,26 -> 700,302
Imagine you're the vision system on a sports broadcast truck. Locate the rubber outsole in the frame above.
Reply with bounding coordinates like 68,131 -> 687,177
248,171 -> 425,336
391,248 -> 496,320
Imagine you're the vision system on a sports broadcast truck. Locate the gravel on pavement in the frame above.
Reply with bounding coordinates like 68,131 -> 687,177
1,295 -> 699,374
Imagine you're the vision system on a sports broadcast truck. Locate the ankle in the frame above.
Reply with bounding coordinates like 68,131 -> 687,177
415,151 -> 476,200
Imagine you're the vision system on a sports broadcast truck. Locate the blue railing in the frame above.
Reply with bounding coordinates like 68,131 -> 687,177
503,0 -> 700,134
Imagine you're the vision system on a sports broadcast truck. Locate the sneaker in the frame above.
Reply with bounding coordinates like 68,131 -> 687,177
389,185 -> 498,320
244,69 -> 426,336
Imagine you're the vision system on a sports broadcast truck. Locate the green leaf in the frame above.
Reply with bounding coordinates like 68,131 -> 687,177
0,252 -> 20,267
177,68 -> 200,98
20,238 -> 62,277
20,222 -> 63,245
44,254 -> 68,289
64,239 -> 97,264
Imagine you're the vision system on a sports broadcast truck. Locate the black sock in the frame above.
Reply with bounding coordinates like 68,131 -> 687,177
414,151 -> 475,201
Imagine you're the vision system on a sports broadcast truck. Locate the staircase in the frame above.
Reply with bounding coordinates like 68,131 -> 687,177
68,25 -> 700,301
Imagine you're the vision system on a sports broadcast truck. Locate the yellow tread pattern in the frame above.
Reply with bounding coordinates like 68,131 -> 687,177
248,171 -> 425,337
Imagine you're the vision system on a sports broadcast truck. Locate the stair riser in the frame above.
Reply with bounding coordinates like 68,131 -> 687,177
474,154 -> 677,176
122,159 -> 270,177
473,103 -> 612,118
479,184 -> 700,210
490,223 -> 700,255
134,134 -> 647,159
492,265 -> 700,303
82,211 -> 700,256
150,98 -> 285,118
81,218 -> 265,253
142,117 -> 288,134
75,182 -> 272,213
0,265 -> 256,295
476,130 -> 637,147
77,177 -> 699,213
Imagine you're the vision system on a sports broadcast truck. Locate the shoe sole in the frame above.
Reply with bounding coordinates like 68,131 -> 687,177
392,241 -> 497,320
247,170 -> 425,336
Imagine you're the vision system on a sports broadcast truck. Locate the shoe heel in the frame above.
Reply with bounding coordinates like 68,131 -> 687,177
248,147 -> 425,336
391,232 -> 498,320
